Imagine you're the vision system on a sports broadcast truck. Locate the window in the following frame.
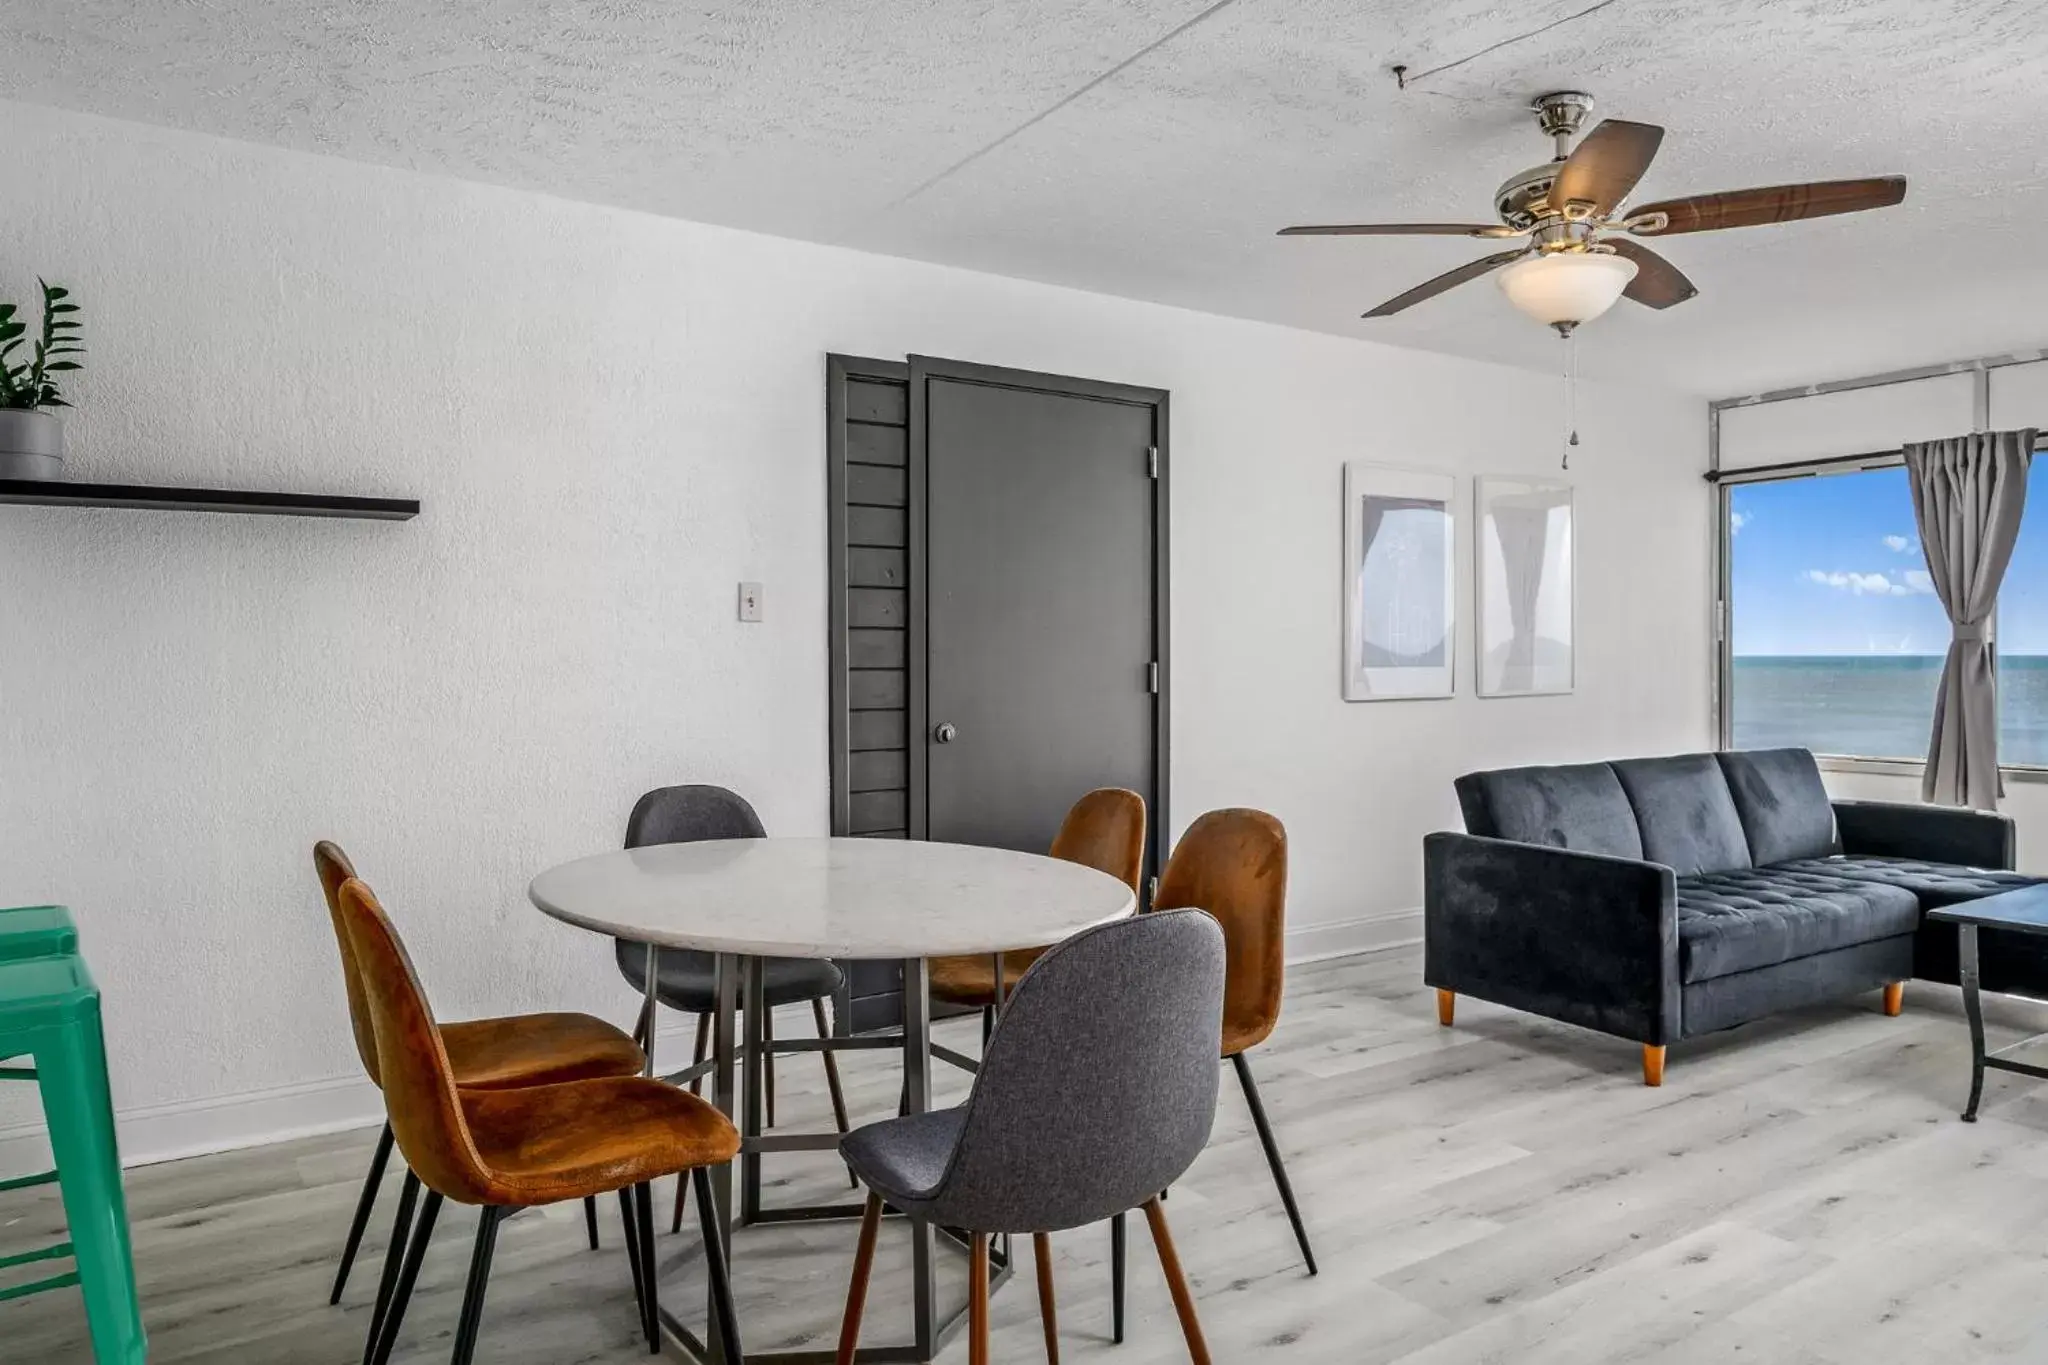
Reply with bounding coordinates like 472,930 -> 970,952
1724,455 -> 2048,766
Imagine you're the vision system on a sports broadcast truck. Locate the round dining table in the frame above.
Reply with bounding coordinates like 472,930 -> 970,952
528,835 -> 1136,1365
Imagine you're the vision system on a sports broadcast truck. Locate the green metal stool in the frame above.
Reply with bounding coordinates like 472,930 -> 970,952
0,914 -> 145,1363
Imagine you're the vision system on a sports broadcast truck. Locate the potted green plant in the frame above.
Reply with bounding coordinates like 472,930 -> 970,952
0,280 -> 84,480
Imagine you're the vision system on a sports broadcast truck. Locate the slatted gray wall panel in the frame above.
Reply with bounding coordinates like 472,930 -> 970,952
827,356 -> 913,1034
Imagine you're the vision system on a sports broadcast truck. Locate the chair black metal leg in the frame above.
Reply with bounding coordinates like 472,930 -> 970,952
1232,1051 -> 1317,1275
672,1013 -> 714,1232
694,1167 -> 746,1364
764,1007 -> 778,1130
331,1122 -> 393,1304
448,1206 -> 504,1365
585,1195 -> 600,1250
813,996 -> 857,1188
619,1187 -> 647,1326
361,1169 -> 419,1365
1110,1212 -> 1126,1344
369,1189 -> 442,1365
634,1182 -> 659,1351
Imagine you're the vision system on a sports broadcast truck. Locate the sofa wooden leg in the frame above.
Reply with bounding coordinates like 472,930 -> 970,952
1883,982 -> 1905,1017
1436,989 -> 1455,1027
1641,1045 -> 1666,1087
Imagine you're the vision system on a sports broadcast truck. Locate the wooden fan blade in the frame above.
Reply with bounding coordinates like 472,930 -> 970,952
1550,119 -> 1665,217
1605,239 -> 1698,309
1629,176 -> 1906,235
1278,223 -> 1522,238
1363,248 -> 1529,318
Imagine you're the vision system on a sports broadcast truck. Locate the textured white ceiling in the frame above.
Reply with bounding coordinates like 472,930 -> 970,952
4,0 -> 2045,395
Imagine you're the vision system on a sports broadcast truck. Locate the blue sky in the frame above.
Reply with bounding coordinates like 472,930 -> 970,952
1730,460 -> 2048,656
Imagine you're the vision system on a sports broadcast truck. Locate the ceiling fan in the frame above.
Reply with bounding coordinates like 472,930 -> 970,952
1279,92 -> 1907,332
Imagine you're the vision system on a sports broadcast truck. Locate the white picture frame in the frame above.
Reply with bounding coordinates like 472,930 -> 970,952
1342,463 -> 1456,701
1475,475 -> 1575,697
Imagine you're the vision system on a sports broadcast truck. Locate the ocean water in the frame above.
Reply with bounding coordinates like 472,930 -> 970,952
1731,655 -> 2048,766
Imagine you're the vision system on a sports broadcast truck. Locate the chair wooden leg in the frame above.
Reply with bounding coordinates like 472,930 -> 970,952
1110,1212 -> 1125,1344
1033,1231 -> 1060,1364
584,1195 -> 600,1250
331,1121 -> 393,1303
836,1192 -> 884,1365
1642,1045 -> 1666,1087
694,1168 -> 745,1364
1436,988 -> 1455,1027
671,1170 -> 691,1237
1142,1198 -> 1210,1365
969,1232 -> 991,1365
369,1190 -> 442,1365
448,1206 -> 503,1365
1231,1052 -> 1316,1274
1883,982 -> 1905,1017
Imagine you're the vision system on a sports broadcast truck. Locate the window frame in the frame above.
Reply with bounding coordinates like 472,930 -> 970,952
1709,367 -> 2048,782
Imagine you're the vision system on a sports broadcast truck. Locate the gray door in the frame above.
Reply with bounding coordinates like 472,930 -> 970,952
911,359 -> 1164,862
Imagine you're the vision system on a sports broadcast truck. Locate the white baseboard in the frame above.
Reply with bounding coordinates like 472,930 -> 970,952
1286,908 -> 1421,964
0,1019 -> 710,1178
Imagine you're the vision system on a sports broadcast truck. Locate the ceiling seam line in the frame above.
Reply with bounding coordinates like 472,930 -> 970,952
1401,0 -> 1628,87
883,0 -> 1247,210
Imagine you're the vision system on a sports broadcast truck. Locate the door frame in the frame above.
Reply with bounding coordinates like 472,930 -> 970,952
905,355 -> 1171,891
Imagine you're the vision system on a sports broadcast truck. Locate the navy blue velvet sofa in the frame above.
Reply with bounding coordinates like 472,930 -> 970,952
1424,747 -> 2043,1085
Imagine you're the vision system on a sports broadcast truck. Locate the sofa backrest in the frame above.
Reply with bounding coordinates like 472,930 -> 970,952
1454,761 -> 1645,860
1454,748 -> 1834,874
1609,754 -> 1752,876
1714,747 -> 1839,864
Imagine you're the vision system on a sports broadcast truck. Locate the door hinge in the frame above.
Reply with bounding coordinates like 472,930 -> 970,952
1147,446 -> 1159,478
1148,661 -> 1160,694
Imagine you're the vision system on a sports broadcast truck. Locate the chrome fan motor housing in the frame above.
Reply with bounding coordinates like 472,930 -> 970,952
1494,162 -> 1561,232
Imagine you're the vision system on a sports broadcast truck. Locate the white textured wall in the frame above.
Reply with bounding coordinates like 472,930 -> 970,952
0,102 -> 1709,1163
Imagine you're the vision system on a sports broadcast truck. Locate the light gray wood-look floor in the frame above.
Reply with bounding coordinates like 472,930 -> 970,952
10,945 -> 2048,1363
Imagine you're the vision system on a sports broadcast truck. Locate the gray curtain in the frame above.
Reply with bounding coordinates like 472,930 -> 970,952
1904,428 -> 2036,809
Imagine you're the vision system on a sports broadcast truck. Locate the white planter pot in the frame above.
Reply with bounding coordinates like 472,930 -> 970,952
0,409 -> 64,480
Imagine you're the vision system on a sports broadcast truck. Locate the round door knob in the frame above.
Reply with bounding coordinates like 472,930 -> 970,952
933,722 -> 958,744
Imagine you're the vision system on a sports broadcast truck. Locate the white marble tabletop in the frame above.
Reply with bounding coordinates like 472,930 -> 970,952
527,837 -> 1136,959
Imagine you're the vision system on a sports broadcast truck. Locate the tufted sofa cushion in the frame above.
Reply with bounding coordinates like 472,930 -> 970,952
1716,748 -> 1839,865
1774,855 -> 2040,909
1676,866 -> 1922,983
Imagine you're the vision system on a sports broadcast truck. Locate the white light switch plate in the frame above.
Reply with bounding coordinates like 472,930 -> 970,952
738,582 -> 764,622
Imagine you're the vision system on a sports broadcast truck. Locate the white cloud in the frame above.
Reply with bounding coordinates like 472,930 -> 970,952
1882,534 -> 1916,554
1730,511 -> 1751,535
1804,568 -> 1934,597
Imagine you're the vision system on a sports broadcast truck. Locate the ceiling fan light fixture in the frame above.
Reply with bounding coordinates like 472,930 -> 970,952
1498,251 -> 1638,330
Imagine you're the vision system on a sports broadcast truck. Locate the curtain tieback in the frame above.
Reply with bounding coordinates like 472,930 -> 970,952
1952,621 -> 1994,643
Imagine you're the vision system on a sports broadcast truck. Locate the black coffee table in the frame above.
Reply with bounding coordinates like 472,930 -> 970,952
1929,884 -> 2048,1122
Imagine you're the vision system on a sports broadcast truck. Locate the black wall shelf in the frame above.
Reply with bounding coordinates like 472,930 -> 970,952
0,479 -> 419,521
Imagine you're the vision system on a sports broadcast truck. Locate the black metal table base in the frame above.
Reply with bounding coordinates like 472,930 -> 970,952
1957,922 -> 2048,1122
647,953 -> 1010,1364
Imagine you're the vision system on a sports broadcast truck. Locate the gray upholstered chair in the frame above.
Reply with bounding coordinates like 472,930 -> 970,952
613,784 -> 853,1230
831,910 -> 1226,1365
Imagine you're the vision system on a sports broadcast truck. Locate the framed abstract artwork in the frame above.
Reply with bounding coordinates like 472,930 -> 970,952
1342,463 -> 1456,701
1475,475 -> 1575,697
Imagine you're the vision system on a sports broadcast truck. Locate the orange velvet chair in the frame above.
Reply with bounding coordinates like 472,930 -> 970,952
313,842 -> 644,1318
1110,808 -> 1315,1342
337,877 -> 745,1365
928,788 -> 1147,1015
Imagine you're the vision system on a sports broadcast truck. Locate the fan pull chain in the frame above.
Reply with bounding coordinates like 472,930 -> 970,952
1559,326 -> 1581,470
